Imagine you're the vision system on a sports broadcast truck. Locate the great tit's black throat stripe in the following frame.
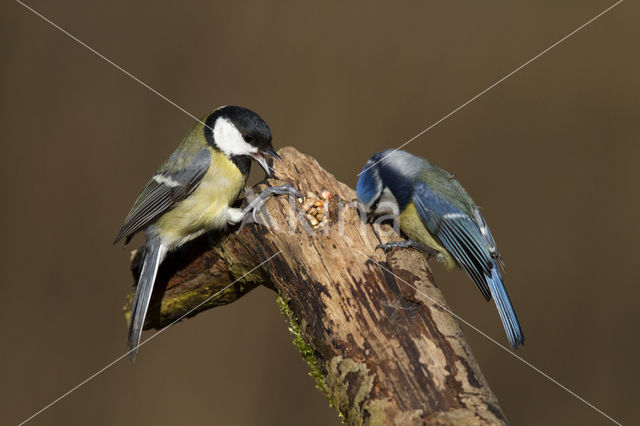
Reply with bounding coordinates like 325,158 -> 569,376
231,156 -> 251,178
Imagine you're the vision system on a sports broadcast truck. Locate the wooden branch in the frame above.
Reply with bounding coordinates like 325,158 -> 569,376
124,147 -> 507,425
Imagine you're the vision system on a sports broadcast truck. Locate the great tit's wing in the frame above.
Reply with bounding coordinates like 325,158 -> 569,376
114,148 -> 211,244
412,181 -> 493,301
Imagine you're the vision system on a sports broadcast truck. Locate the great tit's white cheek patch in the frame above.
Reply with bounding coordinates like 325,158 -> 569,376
213,117 -> 257,157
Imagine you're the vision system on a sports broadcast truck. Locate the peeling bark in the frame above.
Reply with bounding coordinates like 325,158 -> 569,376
123,147 -> 507,425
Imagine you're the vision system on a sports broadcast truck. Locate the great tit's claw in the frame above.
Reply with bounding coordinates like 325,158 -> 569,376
242,184 -> 302,219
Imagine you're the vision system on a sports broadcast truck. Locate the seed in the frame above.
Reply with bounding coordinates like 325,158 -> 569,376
313,201 -> 323,207
297,198 -> 303,203
308,216 -> 319,226
308,207 -> 317,215
321,190 -> 330,200
306,191 -> 317,200
316,213 -> 325,221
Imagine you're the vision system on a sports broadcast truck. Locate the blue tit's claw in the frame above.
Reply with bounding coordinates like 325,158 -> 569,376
377,240 -> 438,257
376,243 -> 393,253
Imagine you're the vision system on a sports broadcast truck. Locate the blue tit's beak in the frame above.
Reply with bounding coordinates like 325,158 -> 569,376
366,211 -> 376,223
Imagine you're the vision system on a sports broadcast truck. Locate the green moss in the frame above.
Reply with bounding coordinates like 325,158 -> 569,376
160,284 -> 244,319
276,294 -> 347,423
326,356 -> 388,425
216,247 -> 266,285
124,280 -> 259,328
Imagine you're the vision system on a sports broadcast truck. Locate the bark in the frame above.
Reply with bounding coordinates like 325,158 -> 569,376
124,147 -> 507,425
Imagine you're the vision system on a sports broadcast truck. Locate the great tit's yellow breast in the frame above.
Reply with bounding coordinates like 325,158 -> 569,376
399,203 -> 456,270
155,148 -> 245,246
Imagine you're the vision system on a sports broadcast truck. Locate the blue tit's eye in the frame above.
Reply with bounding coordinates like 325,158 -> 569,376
245,135 -> 255,143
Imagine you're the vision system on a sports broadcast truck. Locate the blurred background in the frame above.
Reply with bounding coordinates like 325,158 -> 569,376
2,0 -> 638,424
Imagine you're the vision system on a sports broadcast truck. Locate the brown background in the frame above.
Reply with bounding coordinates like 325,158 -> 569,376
1,1 -> 638,425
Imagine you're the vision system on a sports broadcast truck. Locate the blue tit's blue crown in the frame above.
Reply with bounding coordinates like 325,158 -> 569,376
356,161 -> 382,206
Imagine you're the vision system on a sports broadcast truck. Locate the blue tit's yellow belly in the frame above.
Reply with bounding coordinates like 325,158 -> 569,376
155,149 -> 245,247
399,203 -> 456,270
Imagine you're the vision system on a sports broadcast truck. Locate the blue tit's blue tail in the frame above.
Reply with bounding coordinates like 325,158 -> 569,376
485,263 -> 524,349
128,238 -> 167,362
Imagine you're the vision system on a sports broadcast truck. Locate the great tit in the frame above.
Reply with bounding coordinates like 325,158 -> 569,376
356,150 -> 524,349
115,105 -> 285,360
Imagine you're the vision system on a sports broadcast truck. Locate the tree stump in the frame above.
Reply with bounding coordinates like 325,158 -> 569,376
124,147 -> 507,425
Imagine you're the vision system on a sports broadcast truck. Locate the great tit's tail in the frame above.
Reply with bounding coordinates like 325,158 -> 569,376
485,263 -> 524,349
128,238 -> 167,362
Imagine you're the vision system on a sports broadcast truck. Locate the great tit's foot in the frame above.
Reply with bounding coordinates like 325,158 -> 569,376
376,240 -> 438,257
242,184 -> 303,222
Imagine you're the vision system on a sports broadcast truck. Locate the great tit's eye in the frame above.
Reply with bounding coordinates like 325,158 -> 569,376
245,135 -> 255,143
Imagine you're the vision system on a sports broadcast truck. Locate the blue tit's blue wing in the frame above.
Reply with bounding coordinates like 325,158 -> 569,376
412,181 -> 493,300
473,208 -> 499,258
412,181 -> 524,348
485,263 -> 523,348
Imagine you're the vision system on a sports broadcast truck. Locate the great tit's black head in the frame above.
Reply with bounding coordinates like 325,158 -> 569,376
356,150 -> 423,221
204,105 -> 280,176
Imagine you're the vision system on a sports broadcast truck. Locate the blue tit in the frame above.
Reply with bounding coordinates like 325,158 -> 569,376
115,105 -> 289,361
356,150 -> 524,349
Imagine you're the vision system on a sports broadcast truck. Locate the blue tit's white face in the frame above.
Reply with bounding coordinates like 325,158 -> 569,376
356,158 -> 399,220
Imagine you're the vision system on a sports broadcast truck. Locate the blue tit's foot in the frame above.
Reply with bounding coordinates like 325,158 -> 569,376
242,184 -> 303,222
376,240 -> 439,257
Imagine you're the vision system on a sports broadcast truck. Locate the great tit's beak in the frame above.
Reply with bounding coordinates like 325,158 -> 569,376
263,147 -> 282,161
251,148 -> 281,177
